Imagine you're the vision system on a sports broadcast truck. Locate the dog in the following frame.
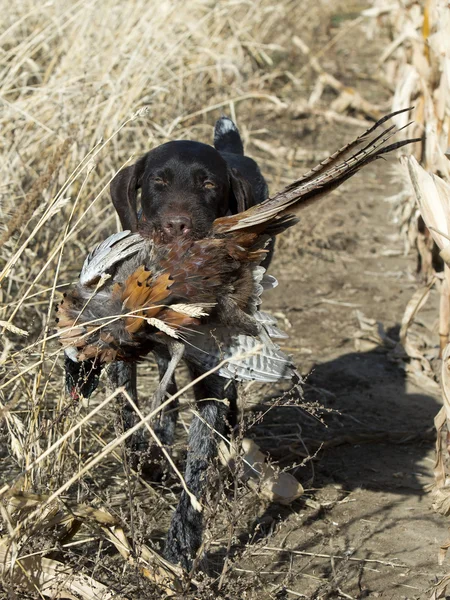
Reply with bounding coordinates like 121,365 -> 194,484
106,117 -> 271,569
63,109 -> 417,572
110,117 -> 269,241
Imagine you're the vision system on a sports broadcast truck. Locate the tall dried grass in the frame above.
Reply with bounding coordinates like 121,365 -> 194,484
0,0 -> 330,596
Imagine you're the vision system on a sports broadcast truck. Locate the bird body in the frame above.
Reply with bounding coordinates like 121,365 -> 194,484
58,228 -> 294,381
58,109 -> 419,383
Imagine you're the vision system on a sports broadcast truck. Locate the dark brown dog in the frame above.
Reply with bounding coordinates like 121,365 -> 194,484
110,117 -> 270,243
65,117 -> 271,571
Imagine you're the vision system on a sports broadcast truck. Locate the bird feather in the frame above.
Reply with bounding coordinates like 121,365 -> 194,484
80,231 -> 145,285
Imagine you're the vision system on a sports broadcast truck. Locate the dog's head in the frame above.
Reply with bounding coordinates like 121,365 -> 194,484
110,141 -> 255,241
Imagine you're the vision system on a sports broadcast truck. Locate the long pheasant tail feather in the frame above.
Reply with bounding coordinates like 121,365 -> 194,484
284,107 -> 414,189
212,108 -> 421,235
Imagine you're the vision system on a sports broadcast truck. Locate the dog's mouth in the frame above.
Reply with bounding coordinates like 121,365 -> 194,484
159,227 -> 209,244
138,219 -> 211,243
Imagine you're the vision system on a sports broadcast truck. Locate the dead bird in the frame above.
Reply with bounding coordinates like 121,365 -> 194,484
57,108 -> 418,569
59,108 -> 417,376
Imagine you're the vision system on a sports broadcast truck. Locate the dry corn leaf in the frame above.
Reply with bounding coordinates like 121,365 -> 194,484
432,344 -> 450,499
440,538 -> 450,566
432,487 -> 450,518
405,156 -> 450,252
433,405 -> 448,490
392,65 -> 420,127
430,571 -> 450,600
399,282 -> 434,353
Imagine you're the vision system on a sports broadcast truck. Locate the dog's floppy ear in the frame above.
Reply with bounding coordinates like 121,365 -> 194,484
110,156 -> 147,231
228,167 -> 256,214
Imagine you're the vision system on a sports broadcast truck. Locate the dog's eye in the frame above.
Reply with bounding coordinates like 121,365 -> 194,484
203,180 -> 215,189
153,177 -> 167,185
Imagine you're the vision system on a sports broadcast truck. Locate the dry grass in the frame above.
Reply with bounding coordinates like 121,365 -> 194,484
0,1 -> 399,597
0,1 -> 323,596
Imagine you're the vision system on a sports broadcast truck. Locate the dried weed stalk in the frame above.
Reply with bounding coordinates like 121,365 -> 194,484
0,0 -> 362,597
369,0 -> 450,348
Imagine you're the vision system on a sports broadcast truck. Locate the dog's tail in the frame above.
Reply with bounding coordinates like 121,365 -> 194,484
214,116 -> 244,155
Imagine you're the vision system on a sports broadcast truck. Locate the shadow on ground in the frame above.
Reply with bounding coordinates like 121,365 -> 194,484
208,335 -> 444,597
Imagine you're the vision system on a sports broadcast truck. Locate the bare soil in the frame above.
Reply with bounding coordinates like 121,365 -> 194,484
219,16 -> 448,600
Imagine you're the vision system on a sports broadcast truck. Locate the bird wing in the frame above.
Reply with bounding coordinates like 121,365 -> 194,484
212,108 -> 420,235
183,262 -> 292,385
184,322 -> 294,383
80,230 -> 145,285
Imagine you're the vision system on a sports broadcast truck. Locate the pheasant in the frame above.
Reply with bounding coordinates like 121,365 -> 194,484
58,108 -> 417,386
57,108 -> 418,569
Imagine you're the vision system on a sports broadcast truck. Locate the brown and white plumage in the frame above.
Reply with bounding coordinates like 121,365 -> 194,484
212,107 -> 418,235
58,109 -> 419,382
58,232 -> 293,381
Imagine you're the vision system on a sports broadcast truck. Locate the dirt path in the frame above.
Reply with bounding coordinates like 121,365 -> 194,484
223,14 -> 448,600
235,155 -> 445,599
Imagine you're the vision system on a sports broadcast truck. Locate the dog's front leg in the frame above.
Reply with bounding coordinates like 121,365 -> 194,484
107,361 -> 148,468
164,369 -> 237,571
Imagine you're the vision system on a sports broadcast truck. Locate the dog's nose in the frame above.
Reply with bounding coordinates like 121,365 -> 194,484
161,215 -> 192,238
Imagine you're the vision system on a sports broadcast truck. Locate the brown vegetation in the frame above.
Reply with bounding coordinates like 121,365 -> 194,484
1,0 -> 445,598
